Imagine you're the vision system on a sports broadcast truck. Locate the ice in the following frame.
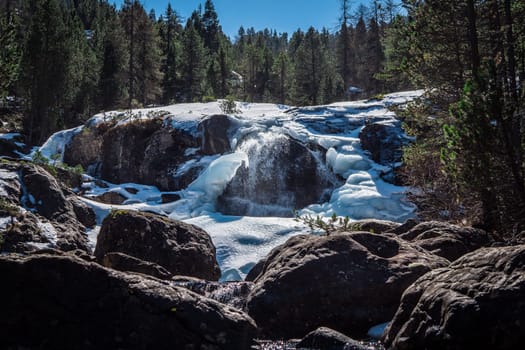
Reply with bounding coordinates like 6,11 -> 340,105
368,322 -> 389,339
181,152 -> 249,214
0,132 -> 21,140
37,126 -> 83,161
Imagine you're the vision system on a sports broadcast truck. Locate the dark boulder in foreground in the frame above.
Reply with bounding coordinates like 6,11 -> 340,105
296,327 -> 370,350
399,221 -> 494,261
246,232 -> 448,339
0,253 -> 256,350
384,245 -> 525,350
94,210 -> 221,280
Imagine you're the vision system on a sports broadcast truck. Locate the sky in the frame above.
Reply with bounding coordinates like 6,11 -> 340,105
112,0 -> 355,39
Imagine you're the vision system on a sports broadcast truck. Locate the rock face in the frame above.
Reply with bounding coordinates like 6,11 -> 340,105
359,122 -> 406,165
218,135 -> 338,217
94,210 -> 221,280
64,117 -> 201,191
398,221 -> 494,261
100,251 -> 172,280
296,327 -> 369,350
384,245 -> 525,350
246,232 -> 448,339
1,162 -> 91,253
64,115 -> 235,192
0,253 -> 257,350
198,114 -> 233,155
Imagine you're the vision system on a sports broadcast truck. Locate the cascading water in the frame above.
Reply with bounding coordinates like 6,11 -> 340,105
217,129 -> 340,217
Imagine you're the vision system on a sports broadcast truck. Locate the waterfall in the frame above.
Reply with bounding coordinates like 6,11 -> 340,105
217,130 -> 339,217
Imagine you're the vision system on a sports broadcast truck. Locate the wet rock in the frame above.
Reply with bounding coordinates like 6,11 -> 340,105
399,221 -> 494,261
384,245 -> 525,350
198,114 -> 234,155
246,232 -> 448,339
218,135 -> 338,217
296,327 -> 369,350
95,210 -> 221,280
0,253 -> 257,350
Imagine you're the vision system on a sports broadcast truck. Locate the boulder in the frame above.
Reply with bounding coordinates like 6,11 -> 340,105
296,327 -> 369,350
100,251 -> 172,280
63,123 -> 105,173
246,232 -> 448,339
399,221 -> 494,261
0,162 -> 89,253
0,253 -> 257,350
198,114 -> 233,155
350,219 -> 401,234
218,135 -> 339,217
20,164 -> 90,251
94,210 -> 221,280
384,245 -> 525,350
359,122 -> 406,165
65,117 -> 203,191
92,191 -> 127,204
69,196 -> 96,228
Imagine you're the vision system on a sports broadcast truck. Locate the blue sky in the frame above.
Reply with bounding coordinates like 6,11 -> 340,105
112,0 -> 353,38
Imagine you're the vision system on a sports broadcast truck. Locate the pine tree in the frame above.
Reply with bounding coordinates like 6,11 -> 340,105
292,27 -> 324,105
159,3 -> 182,104
20,0 -> 84,143
120,0 -> 162,107
95,2 -> 128,110
181,19 -> 205,102
0,6 -> 21,99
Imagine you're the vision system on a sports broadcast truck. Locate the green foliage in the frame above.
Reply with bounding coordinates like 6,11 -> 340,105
32,150 -> 49,165
109,209 -> 129,218
0,198 -> 19,217
219,96 -> 240,114
294,212 -> 354,235
0,10 -> 21,99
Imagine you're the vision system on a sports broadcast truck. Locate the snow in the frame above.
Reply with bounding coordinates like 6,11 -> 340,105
40,90 -> 423,280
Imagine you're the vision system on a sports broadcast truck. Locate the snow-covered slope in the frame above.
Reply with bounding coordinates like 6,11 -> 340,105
39,90 -> 423,280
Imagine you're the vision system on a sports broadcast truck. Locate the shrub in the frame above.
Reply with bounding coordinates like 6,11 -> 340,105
219,96 -> 241,114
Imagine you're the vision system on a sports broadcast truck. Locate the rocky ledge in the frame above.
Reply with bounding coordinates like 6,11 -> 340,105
0,251 -> 256,350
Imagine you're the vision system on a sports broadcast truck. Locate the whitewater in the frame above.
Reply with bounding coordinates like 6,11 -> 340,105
38,90 -> 423,281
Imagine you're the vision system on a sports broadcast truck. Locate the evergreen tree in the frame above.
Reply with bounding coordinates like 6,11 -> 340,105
181,19 -> 206,102
293,27 -> 324,105
20,0 -> 87,143
159,3 -> 182,104
120,0 -> 162,107
95,2 -> 128,109
202,0 -> 219,53
0,6 -> 21,99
